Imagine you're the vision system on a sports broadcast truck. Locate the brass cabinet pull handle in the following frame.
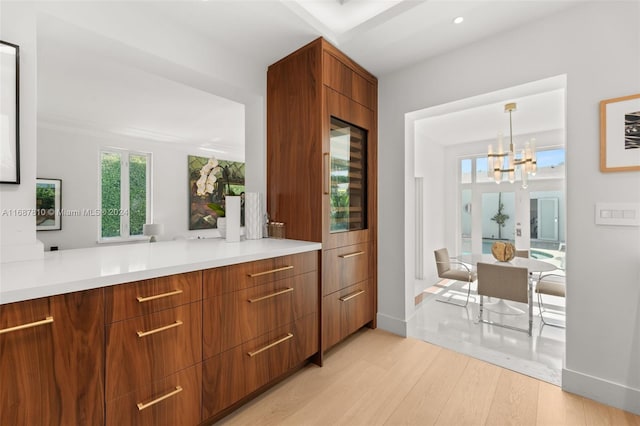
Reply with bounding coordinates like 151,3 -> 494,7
247,333 -> 294,357
0,316 -> 53,335
136,289 -> 183,303
339,290 -> 365,302
137,386 -> 183,411
324,152 -> 330,195
248,287 -> 294,303
247,265 -> 294,278
137,320 -> 183,338
339,251 -> 365,259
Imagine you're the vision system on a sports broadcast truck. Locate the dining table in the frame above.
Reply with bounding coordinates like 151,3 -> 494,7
455,253 -> 558,316
456,253 -> 557,274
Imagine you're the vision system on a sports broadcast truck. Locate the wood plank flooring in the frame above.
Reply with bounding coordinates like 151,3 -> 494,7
216,328 -> 640,426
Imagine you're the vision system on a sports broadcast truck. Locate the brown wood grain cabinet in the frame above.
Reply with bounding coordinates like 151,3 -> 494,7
105,302 -> 203,401
201,251 -> 319,422
0,250 -> 318,425
267,37 -> 378,355
0,289 -> 104,426
104,271 -> 202,323
106,364 -> 202,426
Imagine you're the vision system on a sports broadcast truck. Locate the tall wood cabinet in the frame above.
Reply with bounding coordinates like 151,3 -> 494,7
267,37 -> 377,356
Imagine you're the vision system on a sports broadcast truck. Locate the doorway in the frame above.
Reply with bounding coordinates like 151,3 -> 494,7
408,76 -> 567,385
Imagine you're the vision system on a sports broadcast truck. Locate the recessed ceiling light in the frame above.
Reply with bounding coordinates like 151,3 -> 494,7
453,16 -> 464,24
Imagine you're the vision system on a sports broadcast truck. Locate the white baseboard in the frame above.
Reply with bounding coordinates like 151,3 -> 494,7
377,312 -> 407,337
563,367 -> 640,415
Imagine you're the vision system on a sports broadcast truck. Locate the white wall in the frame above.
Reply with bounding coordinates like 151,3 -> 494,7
0,2 -> 267,259
379,1 -> 640,414
0,3 -> 44,262
414,128 -> 446,286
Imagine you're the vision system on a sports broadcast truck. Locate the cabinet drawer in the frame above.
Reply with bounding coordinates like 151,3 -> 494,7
202,317 -> 316,421
217,251 -> 317,294
323,51 -> 352,97
323,242 -> 369,295
323,280 -> 372,351
105,271 -> 202,323
106,364 -> 201,426
351,71 -> 375,109
106,302 -> 202,401
203,271 -> 317,358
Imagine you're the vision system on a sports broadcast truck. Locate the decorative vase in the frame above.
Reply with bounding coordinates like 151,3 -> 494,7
244,192 -> 263,240
225,196 -> 241,242
491,241 -> 515,262
216,217 -> 226,238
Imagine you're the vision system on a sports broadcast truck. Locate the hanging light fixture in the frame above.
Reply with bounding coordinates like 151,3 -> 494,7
487,102 -> 537,188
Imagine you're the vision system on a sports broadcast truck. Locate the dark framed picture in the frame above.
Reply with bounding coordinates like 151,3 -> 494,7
0,40 -> 20,184
600,93 -> 640,172
36,178 -> 62,231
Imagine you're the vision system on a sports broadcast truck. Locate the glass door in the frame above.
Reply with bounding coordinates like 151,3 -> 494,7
481,191 -> 515,252
329,117 -> 367,233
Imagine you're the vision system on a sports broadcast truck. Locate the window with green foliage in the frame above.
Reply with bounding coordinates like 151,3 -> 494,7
100,149 -> 151,240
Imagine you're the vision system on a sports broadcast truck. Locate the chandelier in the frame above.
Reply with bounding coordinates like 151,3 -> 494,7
487,103 -> 537,189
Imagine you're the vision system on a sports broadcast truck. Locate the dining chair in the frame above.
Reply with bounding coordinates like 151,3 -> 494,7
536,273 -> 566,328
515,249 -> 529,258
476,262 -> 532,336
433,248 -> 477,307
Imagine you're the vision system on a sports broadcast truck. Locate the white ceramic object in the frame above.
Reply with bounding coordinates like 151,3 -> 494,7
245,192 -> 263,240
225,196 -> 241,242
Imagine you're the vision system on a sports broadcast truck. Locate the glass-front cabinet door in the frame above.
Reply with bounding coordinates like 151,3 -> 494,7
329,117 -> 367,233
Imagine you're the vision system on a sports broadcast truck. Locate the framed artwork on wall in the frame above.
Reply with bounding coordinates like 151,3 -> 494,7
600,93 -> 640,172
36,178 -> 62,231
0,40 -> 20,184
188,155 -> 245,230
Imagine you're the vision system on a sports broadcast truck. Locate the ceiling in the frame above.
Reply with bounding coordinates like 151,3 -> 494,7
415,88 -> 566,149
148,0 -> 584,77
36,0 -> 584,154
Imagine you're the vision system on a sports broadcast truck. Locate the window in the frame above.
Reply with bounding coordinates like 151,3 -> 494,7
460,158 -> 472,184
100,149 -> 151,241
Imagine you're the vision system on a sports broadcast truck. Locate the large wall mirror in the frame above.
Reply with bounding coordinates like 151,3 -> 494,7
36,16 -> 247,250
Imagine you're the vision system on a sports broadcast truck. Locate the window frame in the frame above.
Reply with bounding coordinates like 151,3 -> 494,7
98,148 -> 152,243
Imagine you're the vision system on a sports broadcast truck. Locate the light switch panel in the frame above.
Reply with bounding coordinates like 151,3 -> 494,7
595,203 -> 640,226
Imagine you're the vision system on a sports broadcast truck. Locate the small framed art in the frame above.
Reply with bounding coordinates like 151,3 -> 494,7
600,93 -> 640,172
36,178 -> 62,231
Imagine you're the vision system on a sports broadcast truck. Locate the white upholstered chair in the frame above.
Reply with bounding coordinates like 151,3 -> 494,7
433,248 -> 477,307
476,262 -> 532,336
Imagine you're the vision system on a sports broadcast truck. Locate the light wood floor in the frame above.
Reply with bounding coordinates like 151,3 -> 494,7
217,328 -> 640,426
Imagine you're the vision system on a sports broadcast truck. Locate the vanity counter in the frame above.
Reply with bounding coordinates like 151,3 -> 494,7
0,238 -> 321,304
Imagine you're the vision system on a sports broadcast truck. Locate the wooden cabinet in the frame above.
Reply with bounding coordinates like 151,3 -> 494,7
0,249 -> 318,426
201,252 -> 319,421
323,280 -> 373,350
105,302 -> 202,401
268,37 -> 377,355
106,364 -> 201,426
104,271 -> 201,323
104,272 -> 203,424
202,314 -> 317,420
0,289 -> 104,426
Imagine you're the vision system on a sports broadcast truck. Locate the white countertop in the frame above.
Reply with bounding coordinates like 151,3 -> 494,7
0,238 -> 321,305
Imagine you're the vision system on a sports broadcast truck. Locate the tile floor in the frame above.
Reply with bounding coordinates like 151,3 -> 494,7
407,278 -> 566,385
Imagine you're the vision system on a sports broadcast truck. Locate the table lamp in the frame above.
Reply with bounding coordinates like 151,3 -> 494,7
143,223 -> 164,243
